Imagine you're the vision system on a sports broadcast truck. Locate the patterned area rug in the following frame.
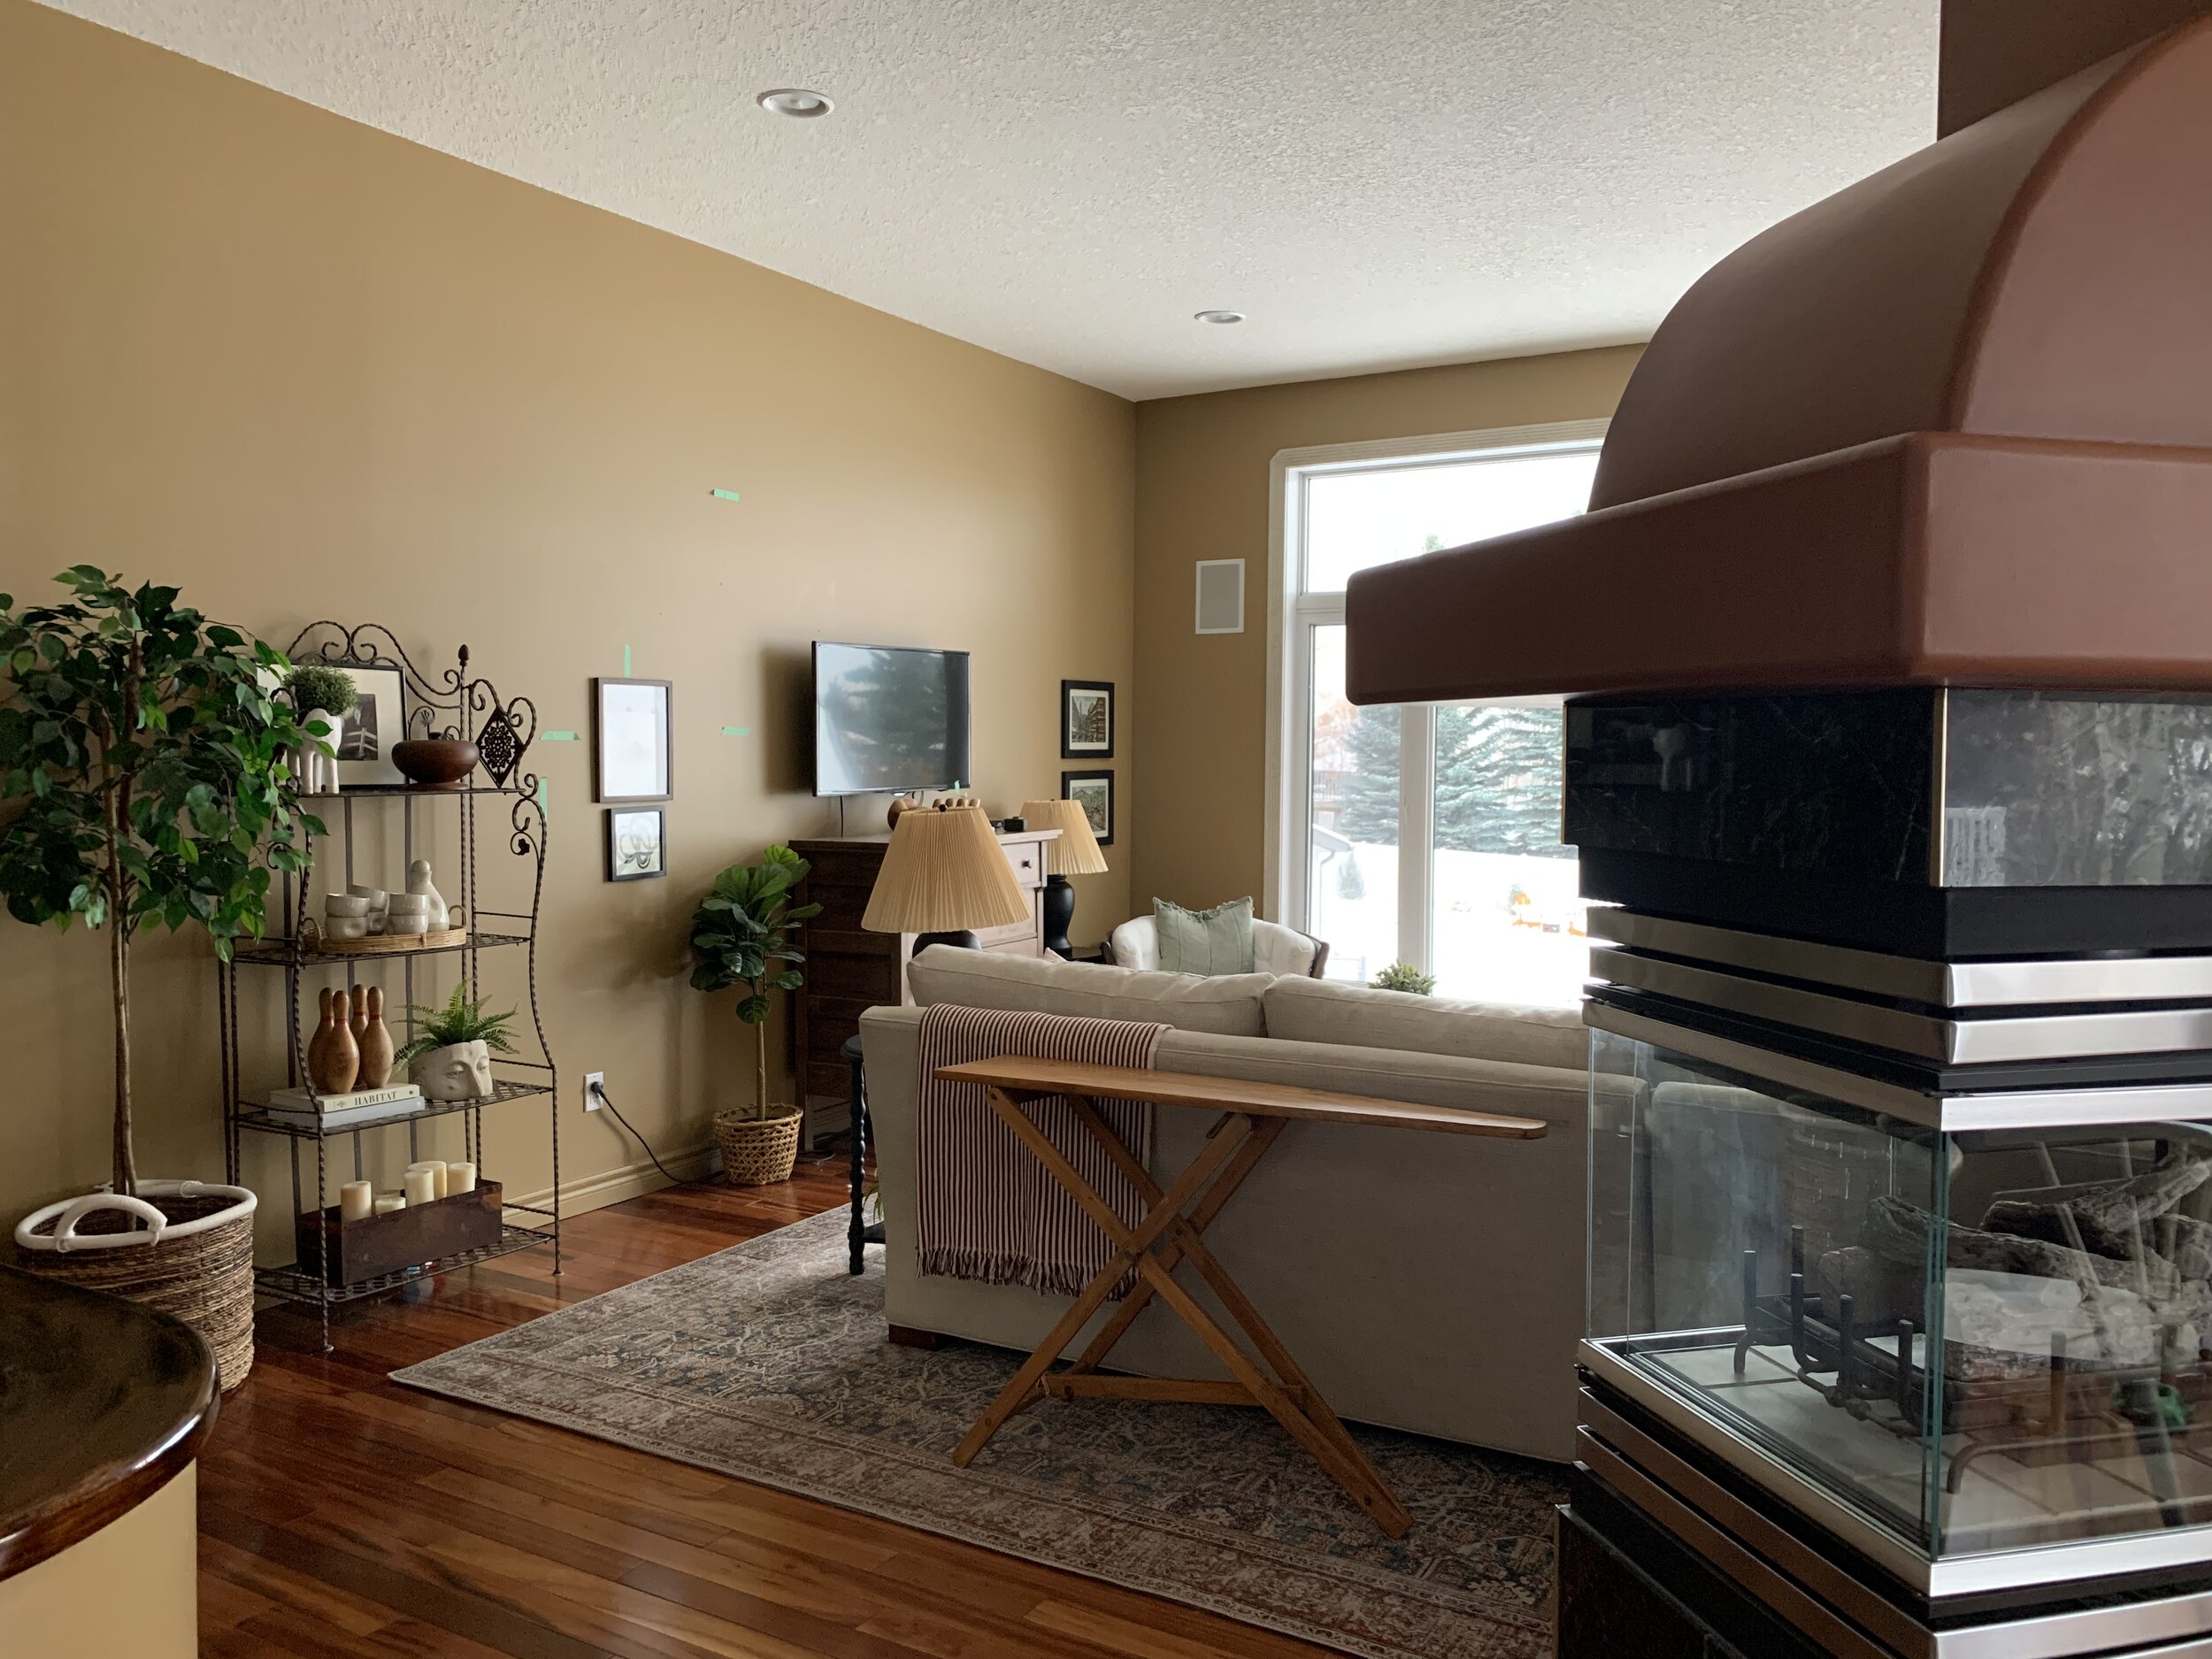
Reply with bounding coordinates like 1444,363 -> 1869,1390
393,1209 -> 1563,1658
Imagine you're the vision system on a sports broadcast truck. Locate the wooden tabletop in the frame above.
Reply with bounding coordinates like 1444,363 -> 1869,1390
933,1056 -> 1549,1140
0,1263 -> 219,1581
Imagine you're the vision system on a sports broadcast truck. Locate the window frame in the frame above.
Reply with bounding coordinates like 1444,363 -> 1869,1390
1263,419 -> 1609,968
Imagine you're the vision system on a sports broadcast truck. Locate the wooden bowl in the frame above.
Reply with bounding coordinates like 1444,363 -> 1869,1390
391,737 -> 480,791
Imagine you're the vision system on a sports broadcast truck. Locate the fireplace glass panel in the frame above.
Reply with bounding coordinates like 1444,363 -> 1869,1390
1590,1030 -> 2212,1566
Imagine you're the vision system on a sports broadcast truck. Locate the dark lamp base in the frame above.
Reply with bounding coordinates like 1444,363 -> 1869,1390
1041,874 -> 1076,958
913,930 -> 980,955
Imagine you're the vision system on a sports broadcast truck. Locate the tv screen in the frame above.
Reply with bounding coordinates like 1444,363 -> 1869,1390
812,642 -> 972,796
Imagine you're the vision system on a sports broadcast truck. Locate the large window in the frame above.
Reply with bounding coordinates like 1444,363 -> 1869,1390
1271,424 -> 1603,1007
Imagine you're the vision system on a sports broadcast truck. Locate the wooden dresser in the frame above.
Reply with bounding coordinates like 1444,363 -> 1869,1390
789,826 -> 1058,1131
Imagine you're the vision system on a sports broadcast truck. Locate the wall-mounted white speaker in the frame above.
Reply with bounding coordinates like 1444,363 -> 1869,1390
1194,558 -> 1245,634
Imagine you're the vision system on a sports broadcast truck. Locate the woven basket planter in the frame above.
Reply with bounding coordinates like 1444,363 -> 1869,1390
14,1180 -> 257,1391
714,1106 -> 803,1187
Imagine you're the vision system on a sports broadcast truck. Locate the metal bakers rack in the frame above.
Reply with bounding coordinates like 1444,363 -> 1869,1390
219,622 -> 559,1350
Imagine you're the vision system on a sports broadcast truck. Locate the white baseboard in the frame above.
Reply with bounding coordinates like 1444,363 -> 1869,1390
501,1141 -> 721,1220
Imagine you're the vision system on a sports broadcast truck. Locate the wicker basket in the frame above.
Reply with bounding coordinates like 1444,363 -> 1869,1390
714,1106 -> 804,1187
13,1180 -> 257,1391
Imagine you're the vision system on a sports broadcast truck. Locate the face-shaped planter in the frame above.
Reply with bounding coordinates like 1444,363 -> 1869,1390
410,1040 -> 494,1102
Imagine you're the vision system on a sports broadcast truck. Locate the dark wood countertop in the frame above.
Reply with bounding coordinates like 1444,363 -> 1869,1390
0,1263 -> 219,1580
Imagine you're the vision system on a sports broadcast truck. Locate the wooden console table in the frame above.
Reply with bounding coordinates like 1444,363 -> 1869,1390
932,1056 -> 1548,1538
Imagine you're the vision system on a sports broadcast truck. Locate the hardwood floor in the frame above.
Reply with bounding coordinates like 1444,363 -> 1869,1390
204,1153 -> 1345,1659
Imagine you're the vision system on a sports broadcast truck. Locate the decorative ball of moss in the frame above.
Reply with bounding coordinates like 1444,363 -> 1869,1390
1371,961 -> 1436,996
285,664 -> 357,717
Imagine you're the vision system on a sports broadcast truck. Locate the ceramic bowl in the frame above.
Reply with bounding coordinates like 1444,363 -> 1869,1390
383,912 -> 429,937
324,894 -> 371,918
386,893 -> 433,913
324,916 -> 370,940
392,737 -> 480,791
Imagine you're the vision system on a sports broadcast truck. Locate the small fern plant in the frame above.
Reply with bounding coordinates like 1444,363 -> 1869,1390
1371,961 -> 1436,996
394,979 -> 518,1067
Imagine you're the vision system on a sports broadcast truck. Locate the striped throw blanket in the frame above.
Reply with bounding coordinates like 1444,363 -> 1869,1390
915,1004 -> 1166,1298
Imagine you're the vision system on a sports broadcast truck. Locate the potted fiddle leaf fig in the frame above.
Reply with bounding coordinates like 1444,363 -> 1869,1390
1,567 -> 321,1390
688,845 -> 821,1186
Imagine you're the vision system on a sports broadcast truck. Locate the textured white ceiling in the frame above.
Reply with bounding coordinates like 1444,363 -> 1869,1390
41,0 -> 1939,399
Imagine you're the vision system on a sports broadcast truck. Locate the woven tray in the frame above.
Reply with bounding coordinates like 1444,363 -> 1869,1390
310,926 -> 469,955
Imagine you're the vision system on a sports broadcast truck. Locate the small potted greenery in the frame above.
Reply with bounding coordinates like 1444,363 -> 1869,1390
1371,961 -> 1437,995
689,845 -> 821,1185
282,664 -> 356,794
396,979 -> 517,1102
2,568 -> 319,1390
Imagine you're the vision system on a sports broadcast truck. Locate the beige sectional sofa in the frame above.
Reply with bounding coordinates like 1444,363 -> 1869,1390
860,947 -> 1617,1463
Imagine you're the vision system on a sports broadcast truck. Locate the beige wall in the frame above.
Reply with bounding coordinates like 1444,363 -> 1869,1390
1127,347 -> 1643,918
0,1 -> 1134,1232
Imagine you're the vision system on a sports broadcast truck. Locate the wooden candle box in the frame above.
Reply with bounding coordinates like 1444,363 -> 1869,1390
294,1180 -> 504,1286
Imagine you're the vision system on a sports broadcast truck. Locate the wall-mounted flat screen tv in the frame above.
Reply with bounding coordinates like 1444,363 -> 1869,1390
811,641 -> 972,796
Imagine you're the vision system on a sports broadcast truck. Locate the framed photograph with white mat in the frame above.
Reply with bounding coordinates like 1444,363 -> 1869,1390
1061,680 -> 1114,759
594,678 -> 672,803
333,665 -> 405,787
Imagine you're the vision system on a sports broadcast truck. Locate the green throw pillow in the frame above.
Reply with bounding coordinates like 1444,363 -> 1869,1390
1154,896 -> 1256,976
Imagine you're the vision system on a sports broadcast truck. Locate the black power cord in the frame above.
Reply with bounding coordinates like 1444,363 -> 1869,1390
587,1077 -> 843,1181
586,1077 -> 695,1187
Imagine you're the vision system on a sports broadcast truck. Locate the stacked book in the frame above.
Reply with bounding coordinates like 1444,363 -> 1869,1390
263,1083 -> 426,1128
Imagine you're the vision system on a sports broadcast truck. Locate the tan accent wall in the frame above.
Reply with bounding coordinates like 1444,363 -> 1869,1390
1128,347 -> 1642,918
0,1 -> 1133,1232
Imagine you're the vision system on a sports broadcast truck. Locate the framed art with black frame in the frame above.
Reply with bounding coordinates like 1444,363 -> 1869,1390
605,806 -> 666,881
594,677 -> 672,803
1062,769 -> 1114,847
1061,680 -> 1114,760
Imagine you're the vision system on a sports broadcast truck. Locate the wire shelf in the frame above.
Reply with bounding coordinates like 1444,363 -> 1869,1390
254,1223 -> 555,1305
230,930 -> 531,967
233,1079 -> 553,1141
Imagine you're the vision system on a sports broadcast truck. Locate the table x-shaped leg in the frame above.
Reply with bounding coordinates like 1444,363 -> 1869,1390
949,1086 -> 1414,1539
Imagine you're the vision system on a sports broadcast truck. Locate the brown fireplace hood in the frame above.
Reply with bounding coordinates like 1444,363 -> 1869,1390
1346,17 -> 2212,705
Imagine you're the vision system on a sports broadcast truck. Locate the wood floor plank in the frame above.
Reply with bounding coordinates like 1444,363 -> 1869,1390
199,1151 -> 1360,1659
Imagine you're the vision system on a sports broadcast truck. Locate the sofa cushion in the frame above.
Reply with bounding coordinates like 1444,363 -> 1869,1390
1153,896 -> 1256,976
906,946 -> 1271,1037
1261,974 -> 1587,1071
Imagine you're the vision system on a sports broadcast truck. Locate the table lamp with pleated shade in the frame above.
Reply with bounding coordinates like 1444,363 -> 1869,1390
1021,798 -> 1110,958
862,803 -> 1031,954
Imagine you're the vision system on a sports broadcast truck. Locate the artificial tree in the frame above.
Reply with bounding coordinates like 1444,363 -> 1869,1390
0,568 -> 319,1195
688,844 -> 821,1121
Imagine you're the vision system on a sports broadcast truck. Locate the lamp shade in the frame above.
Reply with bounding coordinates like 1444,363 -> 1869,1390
1020,799 -> 1109,877
862,804 -> 1031,934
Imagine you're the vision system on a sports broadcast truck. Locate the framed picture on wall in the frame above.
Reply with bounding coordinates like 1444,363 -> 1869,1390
594,678 -> 672,803
1062,769 -> 1114,847
605,807 -> 666,881
1061,680 -> 1115,759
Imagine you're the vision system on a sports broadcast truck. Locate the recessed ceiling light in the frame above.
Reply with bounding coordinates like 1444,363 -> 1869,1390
757,88 -> 833,119
1194,310 -> 1247,326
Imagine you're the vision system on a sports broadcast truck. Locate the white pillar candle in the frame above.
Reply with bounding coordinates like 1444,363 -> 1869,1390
405,1159 -> 449,1200
447,1161 -> 477,1194
340,1180 -> 373,1223
402,1167 -> 438,1206
373,1194 -> 407,1215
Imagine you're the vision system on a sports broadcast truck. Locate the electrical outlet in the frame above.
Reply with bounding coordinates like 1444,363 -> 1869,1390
583,1071 -> 605,1111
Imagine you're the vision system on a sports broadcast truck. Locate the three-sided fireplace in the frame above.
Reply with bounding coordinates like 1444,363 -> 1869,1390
1341,13 -> 2212,1657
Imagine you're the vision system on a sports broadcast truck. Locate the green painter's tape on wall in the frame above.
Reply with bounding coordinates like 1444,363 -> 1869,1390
537,778 -> 548,812
623,644 -> 632,677
540,731 -> 578,741
721,726 -> 751,736
710,488 -> 741,503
